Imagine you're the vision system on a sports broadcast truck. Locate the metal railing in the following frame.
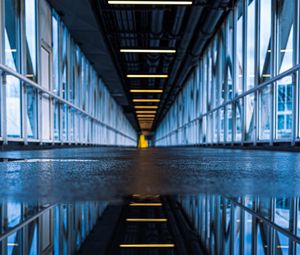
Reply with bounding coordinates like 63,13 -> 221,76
0,64 -> 136,143
0,205 -> 54,242
155,64 -> 300,143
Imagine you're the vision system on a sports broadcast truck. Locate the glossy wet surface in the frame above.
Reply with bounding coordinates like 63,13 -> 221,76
0,147 -> 300,202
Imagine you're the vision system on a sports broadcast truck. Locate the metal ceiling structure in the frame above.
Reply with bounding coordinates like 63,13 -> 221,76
48,0 -> 234,132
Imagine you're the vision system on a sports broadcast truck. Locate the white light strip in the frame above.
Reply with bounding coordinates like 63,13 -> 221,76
276,245 -> 289,249
262,74 -> 271,78
5,49 -> 17,53
132,194 -> 160,197
120,244 -> 175,248
121,49 -> 176,53
130,89 -> 163,93
127,74 -> 168,78
136,111 -> 157,114
280,49 -> 293,53
129,203 -> 162,206
109,0 -> 192,5
134,106 -> 159,109
133,99 -> 160,102
7,243 -> 19,247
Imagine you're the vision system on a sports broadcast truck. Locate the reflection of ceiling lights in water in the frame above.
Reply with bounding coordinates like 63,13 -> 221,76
121,49 -> 176,53
129,203 -> 162,206
126,218 -> 167,222
119,244 -> 175,248
133,99 -> 160,102
127,74 -> 168,78
134,106 -> 159,109
130,89 -> 163,93
136,111 -> 157,114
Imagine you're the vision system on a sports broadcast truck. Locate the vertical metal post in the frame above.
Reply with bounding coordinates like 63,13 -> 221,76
292,0 -> 300,146
268,198 -> 275,255
39,91 -> 43,145
217,36 -> 222,144
0,0 -> 3,144
251,197 -> 258,255
23,85 -> 28,145
233,5 -> 237,144
0,0 -> 3,141
241,0 -> 246,146
270,0 -> 277,145
2,72 -> 7,145
58,21 -> 63,145
224,23 -> 228,145
289,198 -> 297,255
254,0 -> 260,146
240,201 -> 245,255
20,0 -> 26,143
36,0 -> 41,144
230,200 -> 235,255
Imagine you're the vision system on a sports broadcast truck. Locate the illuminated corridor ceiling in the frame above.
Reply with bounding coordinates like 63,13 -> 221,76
48,0 -> 233,131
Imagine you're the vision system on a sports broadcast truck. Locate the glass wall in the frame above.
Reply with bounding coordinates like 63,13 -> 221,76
4,0 -> 21,138
0,0 -> 137,146
0,201 -> 107,255
25,0 -> 38,139
155,0 -> 299,147
178,195 -> 300,254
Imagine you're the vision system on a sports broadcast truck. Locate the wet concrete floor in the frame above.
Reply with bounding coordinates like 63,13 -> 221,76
0,147 -> 299,202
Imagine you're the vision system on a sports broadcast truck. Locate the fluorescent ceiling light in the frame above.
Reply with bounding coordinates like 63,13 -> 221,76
136,111 -> 157,114
134,106 -> 159,109
126,218 -> 167,222
127,74 -> 168,78
130,89 -> 163,93
120,244 -> 175,248
121,49 -> 176,53
133,99 -> 160,102
109,0 -> 192,5
137,115 -> 156,117
129,203 -> 162,206
132,194 -> 160,197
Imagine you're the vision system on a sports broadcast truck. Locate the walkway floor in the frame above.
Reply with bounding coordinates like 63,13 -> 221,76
0,147 -> 299,202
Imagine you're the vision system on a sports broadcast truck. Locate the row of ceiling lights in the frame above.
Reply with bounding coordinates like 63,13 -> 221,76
110,1 -> 193,130
124,51 -> 169,130
108,1 -> 192,5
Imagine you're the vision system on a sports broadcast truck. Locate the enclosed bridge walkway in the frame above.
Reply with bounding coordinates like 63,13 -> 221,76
1,0 -> 300,254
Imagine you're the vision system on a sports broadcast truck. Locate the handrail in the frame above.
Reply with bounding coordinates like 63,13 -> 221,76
228,198 -> 300,244
155,64 -> 300,142
0,64 -> 136,142
0,205 -> 54,242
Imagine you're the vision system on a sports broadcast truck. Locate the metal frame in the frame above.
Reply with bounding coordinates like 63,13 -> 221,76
0,63 -> 136,143
178,194 -> 300,255
156,63 -> 300,144
0,201 -> 107,255
155,0 -> 299,148
0,0 -> 137,147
